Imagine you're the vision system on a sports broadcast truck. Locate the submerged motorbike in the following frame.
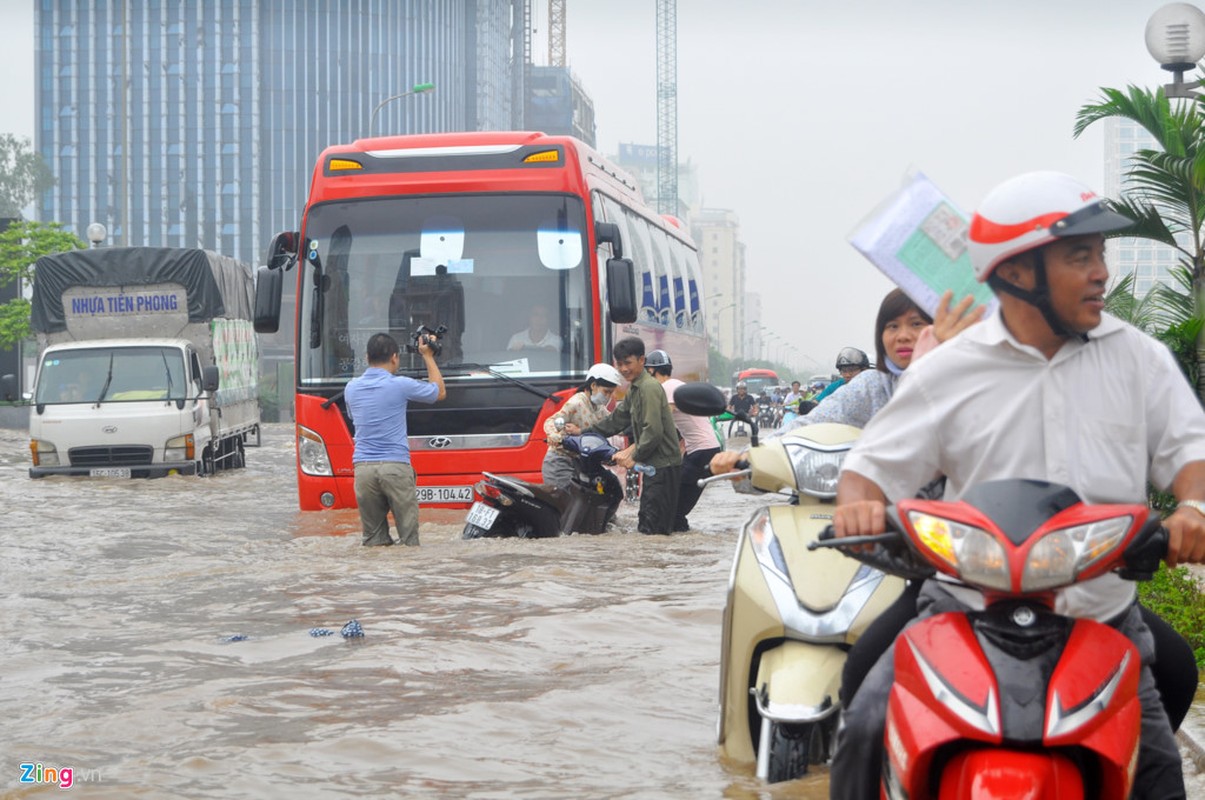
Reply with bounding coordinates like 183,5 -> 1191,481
674,382 -> 906,783
811,478 -> 1167,799
461,432 -> 629,539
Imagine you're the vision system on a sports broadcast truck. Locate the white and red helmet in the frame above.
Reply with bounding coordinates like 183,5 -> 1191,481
967,171 -> 1132,282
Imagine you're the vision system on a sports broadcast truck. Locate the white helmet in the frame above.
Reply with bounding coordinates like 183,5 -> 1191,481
586,362 -> 622,386
967,171 -> 1132,282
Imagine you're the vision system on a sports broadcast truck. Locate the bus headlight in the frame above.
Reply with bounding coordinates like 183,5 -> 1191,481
31,439 -> 59,467
165,433 -> 195,461
298,426 -> 333,476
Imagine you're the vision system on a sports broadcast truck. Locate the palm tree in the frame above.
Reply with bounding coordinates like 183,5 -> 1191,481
1074,84 -> 1205,397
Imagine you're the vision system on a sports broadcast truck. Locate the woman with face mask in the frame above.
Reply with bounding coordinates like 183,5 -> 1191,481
541,362 -> 623,489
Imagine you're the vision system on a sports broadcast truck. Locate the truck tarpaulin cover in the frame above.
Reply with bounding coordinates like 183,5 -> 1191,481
30,247 -> 254,333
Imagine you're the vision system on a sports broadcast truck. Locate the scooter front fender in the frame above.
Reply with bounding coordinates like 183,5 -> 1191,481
752,640 -> 845,723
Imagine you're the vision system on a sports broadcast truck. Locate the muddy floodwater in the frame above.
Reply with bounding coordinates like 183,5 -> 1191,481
0,423 -> 832,798
2,422 -> 1202,799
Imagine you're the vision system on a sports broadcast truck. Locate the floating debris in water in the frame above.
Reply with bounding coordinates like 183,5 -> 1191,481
310,620 -> 364,638
221,634 -> 249,643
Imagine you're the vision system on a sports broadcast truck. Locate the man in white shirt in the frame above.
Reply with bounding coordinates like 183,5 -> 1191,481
829,172 -> 1205,800
507,303 -> 563,352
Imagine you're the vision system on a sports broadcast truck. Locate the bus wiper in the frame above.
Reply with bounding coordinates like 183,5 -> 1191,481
442,362 -> 562,404
94,353 -> 114,407
321,388 -> 344,410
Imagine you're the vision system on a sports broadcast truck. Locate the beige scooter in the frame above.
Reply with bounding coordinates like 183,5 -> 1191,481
679,383 -> 906,783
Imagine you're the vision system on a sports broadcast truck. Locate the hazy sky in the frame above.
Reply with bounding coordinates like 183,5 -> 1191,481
0,1 -> 1189,371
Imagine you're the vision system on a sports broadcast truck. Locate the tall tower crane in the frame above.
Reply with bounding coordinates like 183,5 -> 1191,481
512,0 -> 531,129
548,0 -> 566,67
656,0 -> 677,215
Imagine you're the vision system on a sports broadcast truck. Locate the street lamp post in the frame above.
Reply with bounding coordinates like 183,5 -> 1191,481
368,82 -> 436,136
1146,3 -> 1205,98
86,223 -> 107,248
714,302 -> 737,357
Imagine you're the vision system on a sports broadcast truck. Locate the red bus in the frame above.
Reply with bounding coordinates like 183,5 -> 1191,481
255,131 -> 708,510
733,368 -> 779,396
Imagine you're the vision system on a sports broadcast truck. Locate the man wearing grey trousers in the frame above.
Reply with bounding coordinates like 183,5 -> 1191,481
344,332 -> 445,546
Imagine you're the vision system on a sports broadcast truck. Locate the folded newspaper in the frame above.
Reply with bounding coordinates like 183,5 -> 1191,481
849,171 -> 997,319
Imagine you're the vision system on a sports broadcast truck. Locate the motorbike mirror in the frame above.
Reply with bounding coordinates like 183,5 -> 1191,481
674,382 -> 728,417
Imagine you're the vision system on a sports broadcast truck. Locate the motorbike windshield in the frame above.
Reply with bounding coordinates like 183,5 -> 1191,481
298,194 -> 594,384
36,346 -> 187,405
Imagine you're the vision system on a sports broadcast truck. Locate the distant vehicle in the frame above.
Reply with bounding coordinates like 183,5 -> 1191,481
253,131 -> 709,510
732,367 -> 779,397
2,247 -> 260,478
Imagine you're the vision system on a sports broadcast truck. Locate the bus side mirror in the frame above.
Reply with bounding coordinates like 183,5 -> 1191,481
594,221 -> 624,258
606,257 -> 637,324
1,373 -> 17,403
254,265 -> 284,333
202,365 -> 221,393
265,230 -> 299,270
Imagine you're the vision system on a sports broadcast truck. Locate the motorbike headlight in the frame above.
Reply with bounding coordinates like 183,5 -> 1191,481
908,511 -> 1010,591
1021,516 -> 1131,592
784,441 -> 848,498
298,425 -> 333,476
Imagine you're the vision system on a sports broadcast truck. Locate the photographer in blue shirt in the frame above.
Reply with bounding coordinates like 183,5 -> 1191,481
344,332 -> 445,546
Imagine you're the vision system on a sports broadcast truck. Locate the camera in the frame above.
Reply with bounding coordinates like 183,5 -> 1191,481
406,324 -> 447,357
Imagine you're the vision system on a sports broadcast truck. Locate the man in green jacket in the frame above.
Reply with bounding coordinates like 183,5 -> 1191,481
585,336 -> 683,535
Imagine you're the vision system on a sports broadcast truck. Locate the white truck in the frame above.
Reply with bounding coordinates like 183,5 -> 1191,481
1,247 -> 260,478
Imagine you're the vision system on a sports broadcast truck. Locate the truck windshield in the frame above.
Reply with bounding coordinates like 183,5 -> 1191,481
37,347 -> 187,405
298,193 -> 593,383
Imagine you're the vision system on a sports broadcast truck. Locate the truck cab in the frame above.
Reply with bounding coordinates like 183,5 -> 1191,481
5,247 -> 260,479
28,338 -> 224,477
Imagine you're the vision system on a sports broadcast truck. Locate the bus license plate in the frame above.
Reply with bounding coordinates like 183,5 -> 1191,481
416,485 -> 473,504
465,502 -> 499,530
90,468 -> 132,478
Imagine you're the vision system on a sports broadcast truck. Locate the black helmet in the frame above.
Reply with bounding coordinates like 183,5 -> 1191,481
835,347 -> 870,370
645,349 -> 672,368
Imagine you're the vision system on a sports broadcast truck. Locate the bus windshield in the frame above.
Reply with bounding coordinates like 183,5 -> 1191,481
37,346 -> 187,404
298,193 -> 593,383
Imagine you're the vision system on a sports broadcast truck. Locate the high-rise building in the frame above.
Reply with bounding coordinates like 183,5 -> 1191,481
692,208 -> 745,360
525,66 -> 596,147
1103,116 -> 1181,296
35,0 -> 518,266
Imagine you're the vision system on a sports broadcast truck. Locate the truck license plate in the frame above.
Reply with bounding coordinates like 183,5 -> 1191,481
90,468 -> 132,478
416,485 -> 473,504
465,501 -> 499,530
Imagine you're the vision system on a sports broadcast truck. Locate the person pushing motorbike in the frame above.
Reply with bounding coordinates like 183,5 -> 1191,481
829,171 -> 1205,799
583,337 -> 683,535
643,349 -> 722,532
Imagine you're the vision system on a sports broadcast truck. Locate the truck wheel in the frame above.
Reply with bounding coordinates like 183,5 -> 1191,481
201,446 -> 216,477
232,438 -> 246,469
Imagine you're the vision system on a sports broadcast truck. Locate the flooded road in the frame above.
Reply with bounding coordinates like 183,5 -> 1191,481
2,422 -> 1202,798
0,423 -> 829,799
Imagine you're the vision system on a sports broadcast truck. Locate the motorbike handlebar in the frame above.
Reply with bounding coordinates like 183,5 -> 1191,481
1118,519 -> 1169,581
696,462 -> 751,488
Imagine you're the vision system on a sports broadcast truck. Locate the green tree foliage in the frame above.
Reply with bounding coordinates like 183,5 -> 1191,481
1081,86 -> 1205,670
0,134 -> 54,219
1074,83 -> 1205,399
1138,565 -> 1205,668
0,220 -> 86,348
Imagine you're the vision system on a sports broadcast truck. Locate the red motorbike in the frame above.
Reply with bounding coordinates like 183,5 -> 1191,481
811,478 -> 1167,799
